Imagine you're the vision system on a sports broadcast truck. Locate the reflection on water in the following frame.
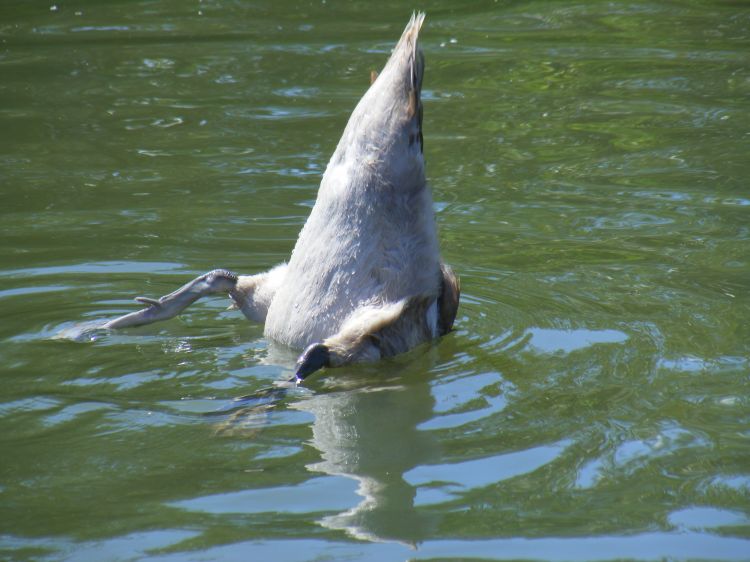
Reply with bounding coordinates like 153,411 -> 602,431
293,372 -> 438,544
173,475 -> 361,515
406,438 -> 571,507
525,328 -> 628,354
159,367 -> 439,546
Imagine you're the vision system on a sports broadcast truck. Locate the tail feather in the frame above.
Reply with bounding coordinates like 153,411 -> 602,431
406,12 -> 426,96
401,13 -> 425,151
438,263 -> 460,335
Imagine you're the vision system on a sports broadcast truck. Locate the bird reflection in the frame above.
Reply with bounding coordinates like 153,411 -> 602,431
290,367 -> 439,545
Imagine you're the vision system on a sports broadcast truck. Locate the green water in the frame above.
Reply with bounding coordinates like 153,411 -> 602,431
2,1 -> 749,560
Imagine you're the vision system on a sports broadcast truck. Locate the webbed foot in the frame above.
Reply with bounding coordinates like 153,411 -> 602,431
102,269 -> 238,329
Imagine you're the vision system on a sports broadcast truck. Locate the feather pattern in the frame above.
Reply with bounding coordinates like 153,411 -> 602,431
264,12 -> 442,351
101,14 -> 459,375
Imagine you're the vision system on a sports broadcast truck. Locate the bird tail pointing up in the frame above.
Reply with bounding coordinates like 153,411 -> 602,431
328,12 -> 427,179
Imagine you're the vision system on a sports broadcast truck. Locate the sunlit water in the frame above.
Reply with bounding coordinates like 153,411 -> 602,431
1,1 -> 749,560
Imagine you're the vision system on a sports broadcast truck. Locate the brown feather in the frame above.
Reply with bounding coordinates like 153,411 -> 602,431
438,263 -> 460,335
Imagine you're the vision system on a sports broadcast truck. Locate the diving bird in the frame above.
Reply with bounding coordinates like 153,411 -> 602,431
103,13 -> 459,380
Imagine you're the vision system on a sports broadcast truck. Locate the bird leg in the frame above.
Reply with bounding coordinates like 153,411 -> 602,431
102,269 -> 239,329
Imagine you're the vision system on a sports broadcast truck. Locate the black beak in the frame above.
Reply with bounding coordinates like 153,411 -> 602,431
294,342 -> 331,382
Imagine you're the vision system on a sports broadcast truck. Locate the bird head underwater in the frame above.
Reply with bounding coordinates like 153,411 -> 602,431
100,13 -> 459,382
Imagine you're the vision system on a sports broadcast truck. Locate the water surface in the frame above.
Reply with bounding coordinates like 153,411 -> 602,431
1,1 -> 749,560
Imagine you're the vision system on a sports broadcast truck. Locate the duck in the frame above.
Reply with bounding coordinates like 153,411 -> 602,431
103,12 -> 459,381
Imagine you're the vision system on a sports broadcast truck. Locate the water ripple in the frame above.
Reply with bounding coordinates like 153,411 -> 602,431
405,439 -> 572,506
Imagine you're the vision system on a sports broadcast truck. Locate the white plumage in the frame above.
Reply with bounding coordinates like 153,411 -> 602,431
103,13 -> 459,380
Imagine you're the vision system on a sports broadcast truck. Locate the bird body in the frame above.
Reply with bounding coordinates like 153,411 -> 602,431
103,13 -> 459,379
